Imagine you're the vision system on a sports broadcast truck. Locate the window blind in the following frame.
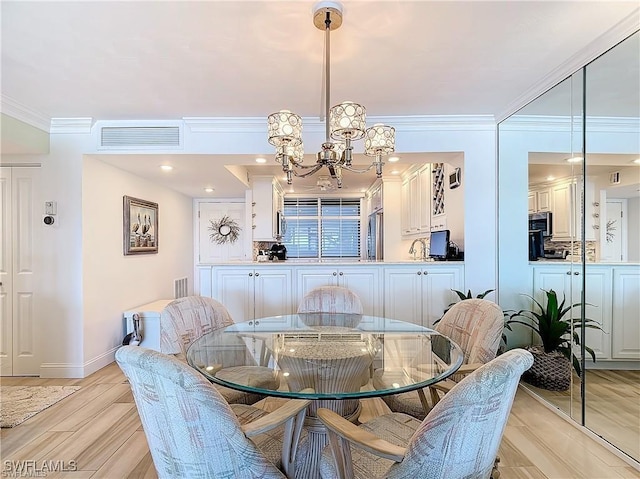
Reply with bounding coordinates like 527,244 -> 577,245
283,197 -> 361,259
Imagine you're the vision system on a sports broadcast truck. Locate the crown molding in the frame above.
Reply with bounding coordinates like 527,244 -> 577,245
0,95 -> 51,132
499,115 -> 638,133
183,114 -> 496,134
50,118 -> 94,134
496,9 -> 640,123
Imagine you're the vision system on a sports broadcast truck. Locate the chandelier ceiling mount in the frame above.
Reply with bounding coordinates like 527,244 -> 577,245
267,1 -> 396,188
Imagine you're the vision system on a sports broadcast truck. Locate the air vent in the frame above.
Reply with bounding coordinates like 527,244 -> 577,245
174,277 -> 188,299
609,171 -> 621,185
100,126 -> 181,148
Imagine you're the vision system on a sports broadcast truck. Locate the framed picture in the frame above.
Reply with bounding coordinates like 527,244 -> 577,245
123,196 -> 158,255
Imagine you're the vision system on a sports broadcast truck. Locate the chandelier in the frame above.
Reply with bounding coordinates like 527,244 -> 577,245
267,1 -> 395,188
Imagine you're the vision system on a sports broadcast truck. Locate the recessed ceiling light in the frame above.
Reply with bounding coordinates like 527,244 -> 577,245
388,156 -> 400,163
546,176 -> 555,181
255,157 -> 267,164
391,170 -> 400,175
565,157 -> 582,163
204,187 -> 214,193
160,165 -> 173,171
632,158 -> 640,165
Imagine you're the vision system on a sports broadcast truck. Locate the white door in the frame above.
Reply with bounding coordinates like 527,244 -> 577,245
0,167 -> 40,376
601,200 -> 626,262
198,202 -> 246,263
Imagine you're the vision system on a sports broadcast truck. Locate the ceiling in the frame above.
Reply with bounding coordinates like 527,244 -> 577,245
2,1 -> 639,198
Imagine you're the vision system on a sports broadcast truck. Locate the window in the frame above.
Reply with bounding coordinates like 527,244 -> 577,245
283,198 -> 361,259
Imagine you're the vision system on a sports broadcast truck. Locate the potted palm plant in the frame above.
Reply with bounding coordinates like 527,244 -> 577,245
506,288 -> 602,391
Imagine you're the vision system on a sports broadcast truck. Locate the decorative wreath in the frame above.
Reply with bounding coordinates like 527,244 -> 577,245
209,215 -> 241,244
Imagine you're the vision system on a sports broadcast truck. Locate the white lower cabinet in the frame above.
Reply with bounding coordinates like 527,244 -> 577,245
533,265 -> 612,361
212,266 -> 293,323
295,266 -> 382,316
383,265 -> 463,328
611,268 -> 640,359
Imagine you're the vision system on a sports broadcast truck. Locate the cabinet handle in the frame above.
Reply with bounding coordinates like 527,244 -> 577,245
333,272 -> 337,276
339,272 -> 343,276
417,271 -> 422,275
423,271 -> 428,275
566,271 -> 571,275
574,271 -> 579,275
255,272 -> 260,277
252,225 -> 256,229
249,273 -> 253,277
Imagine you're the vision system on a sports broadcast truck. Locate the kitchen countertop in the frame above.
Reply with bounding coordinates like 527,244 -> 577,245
199,259 -> 465,266
530,260 -> 640,266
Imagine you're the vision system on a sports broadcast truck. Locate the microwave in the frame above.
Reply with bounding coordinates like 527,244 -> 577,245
529,211 -> 553,237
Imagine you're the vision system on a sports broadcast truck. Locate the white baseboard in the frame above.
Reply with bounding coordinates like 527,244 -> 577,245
40,347 -> 118,378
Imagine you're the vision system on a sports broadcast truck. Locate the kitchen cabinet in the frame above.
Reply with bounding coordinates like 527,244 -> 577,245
533,265 -> 611,361
383,265 -> 463,327
550,181 -> 574,239
212,266 -> 293,323
548,179 -> 596,241
252,176 -> 284,241
611,267 -> 640,359
401,165 -> 432,236
528,188 -> 550,214
295,266 -> 382,316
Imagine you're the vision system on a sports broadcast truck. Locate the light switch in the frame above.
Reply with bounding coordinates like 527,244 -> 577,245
45,201 -> 57,215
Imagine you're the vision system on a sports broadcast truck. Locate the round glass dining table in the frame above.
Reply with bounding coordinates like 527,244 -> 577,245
187,313 -> 463,479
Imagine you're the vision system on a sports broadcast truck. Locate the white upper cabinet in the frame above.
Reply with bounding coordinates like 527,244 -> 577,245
401,165 -> 435,237
252,176 -> 284,241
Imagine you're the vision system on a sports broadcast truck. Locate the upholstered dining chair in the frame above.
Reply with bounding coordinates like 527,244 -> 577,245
116,346 -> 310,479
373,298 -> 505,419
297,285 -> 364,315
297,285 -> 369,388
160,295 -> 279,405
317,348 -> 533,479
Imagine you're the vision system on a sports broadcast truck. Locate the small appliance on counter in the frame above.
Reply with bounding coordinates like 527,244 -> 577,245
269,242 -> 287,261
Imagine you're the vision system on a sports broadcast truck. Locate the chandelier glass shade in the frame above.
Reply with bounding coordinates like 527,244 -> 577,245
267,1 -> 395,188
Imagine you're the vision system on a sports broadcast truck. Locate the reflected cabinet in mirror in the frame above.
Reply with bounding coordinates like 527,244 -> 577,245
498,31 -> 639,462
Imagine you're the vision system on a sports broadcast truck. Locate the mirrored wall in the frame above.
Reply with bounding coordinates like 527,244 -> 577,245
498,32 -> 639,462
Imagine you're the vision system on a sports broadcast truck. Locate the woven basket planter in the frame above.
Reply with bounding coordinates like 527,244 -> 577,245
522,346 -> 571,391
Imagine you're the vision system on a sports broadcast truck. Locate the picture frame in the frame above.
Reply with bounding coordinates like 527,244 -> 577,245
123,196 -> 158,255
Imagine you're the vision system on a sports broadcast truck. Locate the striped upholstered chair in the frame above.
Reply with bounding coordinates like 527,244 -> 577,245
317,349 -> 533,479
297,285 -> 364,315
116,346 -> 309,479
160,295 -> 279,405
373,298 -> 505,419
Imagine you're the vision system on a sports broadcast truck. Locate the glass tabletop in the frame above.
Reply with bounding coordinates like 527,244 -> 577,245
187,313 -> 464,400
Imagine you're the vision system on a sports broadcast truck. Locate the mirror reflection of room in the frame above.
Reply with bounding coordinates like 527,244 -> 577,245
499,31 -> 639,463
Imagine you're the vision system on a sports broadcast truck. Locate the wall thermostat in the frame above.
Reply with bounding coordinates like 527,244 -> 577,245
449,167 -> 461,189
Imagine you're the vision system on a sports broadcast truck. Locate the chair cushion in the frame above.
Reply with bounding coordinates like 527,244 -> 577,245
372,369 -> 430,420
319,413 -> 420,479
217,366 -> 280,405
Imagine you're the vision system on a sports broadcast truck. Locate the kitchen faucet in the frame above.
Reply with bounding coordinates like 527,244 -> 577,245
409,238 -> 428,260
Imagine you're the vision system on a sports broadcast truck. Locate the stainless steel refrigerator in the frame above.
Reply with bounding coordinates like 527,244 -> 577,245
367,210 -> 383,260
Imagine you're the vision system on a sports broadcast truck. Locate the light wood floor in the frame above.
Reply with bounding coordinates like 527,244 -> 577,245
1,363 -> 639,479
524,369 -> 640,462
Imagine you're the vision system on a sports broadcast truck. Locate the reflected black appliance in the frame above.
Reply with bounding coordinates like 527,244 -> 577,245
529,212 -> 553,237
429,229 -> 451,260
529,230 -> 545,261
269,242 -> 287,261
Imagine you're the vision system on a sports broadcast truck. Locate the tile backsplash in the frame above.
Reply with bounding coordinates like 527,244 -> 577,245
544,239 -> 596,262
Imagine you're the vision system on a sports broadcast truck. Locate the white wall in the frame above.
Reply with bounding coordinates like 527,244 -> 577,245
2,128 -> 193,378
82,157 -> 193,371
